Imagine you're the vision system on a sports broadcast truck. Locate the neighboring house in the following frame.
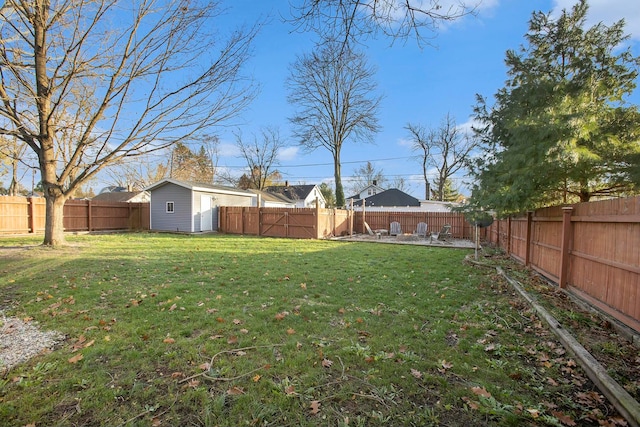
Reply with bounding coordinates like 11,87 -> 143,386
347,181 -> 386,201
91,191 -> 150,203
263,184 -> 326,208
350,188 -> 459,212
145,178 -> 254,232
250,189 -> 296,208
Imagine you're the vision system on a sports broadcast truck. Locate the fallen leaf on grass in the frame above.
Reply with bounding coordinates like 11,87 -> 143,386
287,328 -> 296,335
471,386 -> 491,398
527,408 -> 540,418
285,385 -> 296,395
252,374 -> 261,382
185,379 -> 200,388
227,386 -> 244,395
411,368 -> 422,379
168,303 -> 177,311
551,411 -> 577,426
462,396 -> 480,410
321,358 -> 333,368
438,359 -> 453,373
163,337 -> 175,344
310,400 -> 321,415
68,353 -> 83,364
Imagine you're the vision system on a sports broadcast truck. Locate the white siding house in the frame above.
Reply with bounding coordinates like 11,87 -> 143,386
146,179 -> 254,232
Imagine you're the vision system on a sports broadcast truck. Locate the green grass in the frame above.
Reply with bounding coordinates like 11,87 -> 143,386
0,233 -> 623,426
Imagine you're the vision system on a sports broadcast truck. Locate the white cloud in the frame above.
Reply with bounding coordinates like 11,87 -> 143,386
396,137 -> 413,147
552,0 -> 640,41
278,146 -> 299,161
217,143 -> 240,157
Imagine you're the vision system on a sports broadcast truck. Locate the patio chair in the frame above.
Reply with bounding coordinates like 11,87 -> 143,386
415,222 -> 428,238
390,221 -> 402,236
437,224 -> 452,242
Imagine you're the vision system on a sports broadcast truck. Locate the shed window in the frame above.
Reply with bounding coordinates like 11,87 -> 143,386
166,201 -> 175,213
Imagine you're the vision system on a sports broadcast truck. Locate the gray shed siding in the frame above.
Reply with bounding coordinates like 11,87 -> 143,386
150,183 -> 193,232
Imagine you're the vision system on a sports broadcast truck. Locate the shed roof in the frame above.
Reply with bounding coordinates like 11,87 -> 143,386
145,178 -> 253,197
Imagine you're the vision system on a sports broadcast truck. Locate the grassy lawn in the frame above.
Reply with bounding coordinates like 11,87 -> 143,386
0,233 -> 630,426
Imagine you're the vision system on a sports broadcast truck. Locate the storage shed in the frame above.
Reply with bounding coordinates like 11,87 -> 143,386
146,179 -> 254,232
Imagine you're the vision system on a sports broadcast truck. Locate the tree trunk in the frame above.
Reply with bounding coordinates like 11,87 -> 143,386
43,190 -> 67,246
333,151 -> 344,207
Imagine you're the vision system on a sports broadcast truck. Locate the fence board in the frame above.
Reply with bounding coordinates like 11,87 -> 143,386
487,196 -> 640,332
0,196 -> 149,234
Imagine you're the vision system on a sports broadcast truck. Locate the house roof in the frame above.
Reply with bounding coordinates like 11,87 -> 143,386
249,189 -> 295,205
263,184 -> 318,201
346,183 -> 386,200
92,191 -> 148,203
352,188 -> 420,207
145,178 -> 253,197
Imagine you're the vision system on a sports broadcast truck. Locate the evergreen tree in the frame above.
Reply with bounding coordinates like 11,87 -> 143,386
470,0 -> 640,215
431,178 -> 460,202
319,182 -> 336,208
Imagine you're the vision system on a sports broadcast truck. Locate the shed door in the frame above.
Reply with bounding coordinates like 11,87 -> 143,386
200,195 -> 212,231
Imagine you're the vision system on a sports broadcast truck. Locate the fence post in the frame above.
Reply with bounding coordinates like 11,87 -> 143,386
559,207 -> 573,289
27,197 -> 35,233
315,197 -> 320,239
349,199 -> 353,236
525,211 -> 533,266
505,217 -> 511,255
362,198 -> 366,234
87,200 -> 93,232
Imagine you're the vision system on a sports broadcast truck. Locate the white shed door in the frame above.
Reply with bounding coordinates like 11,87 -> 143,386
200,195 -> 212,231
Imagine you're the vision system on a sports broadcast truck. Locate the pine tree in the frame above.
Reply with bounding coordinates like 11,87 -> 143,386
470,0 -> 640,215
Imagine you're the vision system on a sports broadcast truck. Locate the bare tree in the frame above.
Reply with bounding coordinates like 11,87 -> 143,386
405,122 -> 432,199
235,126 -> 285,190
287,42 -> 381,206
406,114 -> 477,201
348,161 -> 385,196
106,156 -> 169,191
0,0 -> 258,246
289,0 -> 477,49
0,135 -> 31,195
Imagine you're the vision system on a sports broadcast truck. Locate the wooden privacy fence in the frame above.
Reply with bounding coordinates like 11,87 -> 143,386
486,196 -> 640,333
219,206 -> 352,239
356,210 -> 475,239
0,196 -> 150,234
219,206 -> 472,239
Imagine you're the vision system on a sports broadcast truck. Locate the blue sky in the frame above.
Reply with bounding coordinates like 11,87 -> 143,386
211,0 -> 640,199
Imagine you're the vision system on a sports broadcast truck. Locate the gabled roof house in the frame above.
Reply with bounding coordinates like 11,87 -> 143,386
263,184 -> 326,208
347,181 -> 386,201
352,188 -> 420,208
